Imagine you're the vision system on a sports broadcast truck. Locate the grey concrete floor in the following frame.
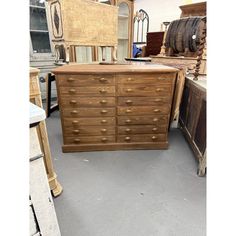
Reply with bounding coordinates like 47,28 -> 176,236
46,111 -> 206,236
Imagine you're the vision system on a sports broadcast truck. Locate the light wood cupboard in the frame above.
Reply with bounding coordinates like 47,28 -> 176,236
53,63 -> 178,152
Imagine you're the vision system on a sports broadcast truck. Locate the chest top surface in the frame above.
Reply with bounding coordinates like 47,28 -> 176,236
52,63 -> 179,74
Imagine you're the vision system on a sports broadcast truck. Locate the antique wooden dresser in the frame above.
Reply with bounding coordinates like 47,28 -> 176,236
53,63 -> 178,152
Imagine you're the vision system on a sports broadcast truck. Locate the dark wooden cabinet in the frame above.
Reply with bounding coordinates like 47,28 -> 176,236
145,32 -> 164,56
179,77 -> 206,176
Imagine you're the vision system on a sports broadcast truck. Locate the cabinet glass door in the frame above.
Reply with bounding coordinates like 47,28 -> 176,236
30,0 -> 51,54
118,2 -> 129,61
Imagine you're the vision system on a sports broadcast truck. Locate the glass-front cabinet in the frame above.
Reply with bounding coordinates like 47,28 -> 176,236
29,0 -> 54,58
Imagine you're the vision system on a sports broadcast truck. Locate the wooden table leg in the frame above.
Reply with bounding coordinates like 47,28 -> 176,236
198,150 -> 206,177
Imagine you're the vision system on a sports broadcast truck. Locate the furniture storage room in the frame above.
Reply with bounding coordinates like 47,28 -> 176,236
27,0 -> 212,235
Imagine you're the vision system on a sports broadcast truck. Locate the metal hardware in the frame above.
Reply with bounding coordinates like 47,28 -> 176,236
74,138 -> 81,143
155,98 -> 162,102
100,100 -> 107,104
68,77 -> 75,82
69,89 -> 76,93
101,109 -> 108,114
101,137 -> 107,142
71,110 -> 78,114
99,77 -> 107,82
100,89 -> 107,94
126,88 -> 133,92
126,100 -> 133,105
73,130 -> 80,134
70,100 -> 77,104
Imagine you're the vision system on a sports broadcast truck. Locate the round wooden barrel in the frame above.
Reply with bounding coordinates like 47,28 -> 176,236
175,18 -> 189,53
165,16 -> 206,54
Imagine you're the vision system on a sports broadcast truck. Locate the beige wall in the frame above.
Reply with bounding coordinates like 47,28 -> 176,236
134,0 -> 205,32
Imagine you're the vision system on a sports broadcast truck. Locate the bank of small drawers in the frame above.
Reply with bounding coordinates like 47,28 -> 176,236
55,72 -> 176,149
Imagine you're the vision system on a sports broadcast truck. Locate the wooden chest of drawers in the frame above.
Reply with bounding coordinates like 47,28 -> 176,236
53,64 -> 178,152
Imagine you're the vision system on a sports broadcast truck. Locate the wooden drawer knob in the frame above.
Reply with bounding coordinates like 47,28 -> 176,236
99,77 -> 107,82
72,120 -> 79,125
152,127 -> 158,132
69,89 -> 76,94
71,110 -> 78,115
153,118 -> 158,122
125,119 -> 131,124
100,100 -> 107,104
126,100 -> 133,105
100,89 -> 107,94
152,136 -> 157,141
101,137 -> 108,142
101,109 -> 108,114
74,138 -> 80,143
156,88 -> 163,92
70,100 -> 77,105
127,77 -> 132,81
126,88 -> 133,92
101,128 -> 107,133
125,128 -> 131,133
155,98 -> 162,102
154,109 -> 160,113
101,119 -> 107,124
125,136 -> 131,141
73,129 -> 80,134
67,77 -> 75,82
126,109 -> 132,113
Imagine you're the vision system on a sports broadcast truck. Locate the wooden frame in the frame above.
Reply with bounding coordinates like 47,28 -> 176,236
30,67 -> 63,196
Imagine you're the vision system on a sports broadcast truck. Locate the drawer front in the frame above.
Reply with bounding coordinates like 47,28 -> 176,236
64,126 -> 115,136
60,96 -> 116,108
117,73 -> 175,84
117,106 -> 170,116
118,125 -> 167,135
57,74 -> 115,86
117,134 -> 167,143
63,117 -> 116,127
117,115 -> 169,126
118,85 -> 171,96
59,86 -> 115,96
64,136 -> 115,145
62,108 -> 116,117
118,97 -> 171,106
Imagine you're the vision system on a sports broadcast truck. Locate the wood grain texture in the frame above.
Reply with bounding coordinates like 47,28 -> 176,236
54,64 -> 177,152
52,63 -> 179,74
48,0 -> 118,46
179,77 -> 206,176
